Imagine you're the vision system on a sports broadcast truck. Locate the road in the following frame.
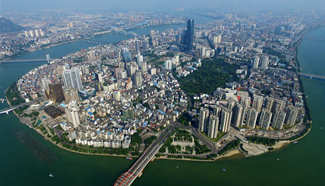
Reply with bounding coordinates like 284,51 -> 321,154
114,125 -> 175,186
0,101 -> 34,115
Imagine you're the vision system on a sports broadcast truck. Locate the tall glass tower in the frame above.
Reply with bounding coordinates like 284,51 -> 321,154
182,19 -> 194,51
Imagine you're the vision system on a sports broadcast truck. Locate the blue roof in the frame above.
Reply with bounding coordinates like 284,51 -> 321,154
158,110 -> 166,115
60,103 -> 67,107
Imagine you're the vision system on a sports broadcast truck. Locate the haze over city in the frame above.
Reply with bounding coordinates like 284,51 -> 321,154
1,0 -> 325,11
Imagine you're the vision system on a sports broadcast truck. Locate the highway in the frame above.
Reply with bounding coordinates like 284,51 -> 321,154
113,122 -> 241,185
175,123 -> 218,155
114,126 -> 175,186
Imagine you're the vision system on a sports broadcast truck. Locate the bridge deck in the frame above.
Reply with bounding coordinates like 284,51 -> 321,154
299,72 -> 325,80
114,126 -> 174,186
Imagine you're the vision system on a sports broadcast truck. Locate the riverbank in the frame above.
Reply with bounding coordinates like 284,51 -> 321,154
0,23 -> 183,62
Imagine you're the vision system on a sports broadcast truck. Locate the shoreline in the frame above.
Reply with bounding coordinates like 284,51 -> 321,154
0,23 -> 183,62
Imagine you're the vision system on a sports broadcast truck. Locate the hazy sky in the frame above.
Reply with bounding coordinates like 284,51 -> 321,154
1,0 -> 325,12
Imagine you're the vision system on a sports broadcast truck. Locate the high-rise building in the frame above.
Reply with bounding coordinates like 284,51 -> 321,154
286,106 -> 299,127
136,52 -> 143,65
127,62 -> 138,77
122,48 -> 132,62
65,101 -> 80,128
240,96 -> 251,108
208,115 -> 219,139
41,78 -> 50,93
246,108 -> 258,129
219,108 -> 232,133
47,84 -> 65,104
134,71 -> 143,88
64,88 -> 79,104
63,67 -> 83,91
253,56 -> 260,69
232,103 -> 244,128
261,55 -> 269,70
140,61 -> 148,74
252,95 -> 264,112
264,97 -> 274,112
213,35 -> 222,46
259,110 -> 272,130
165,59 -> 173,70
272,111 -> 286,130
272,99 -> 286,114
199,108 -> 209,132
182,19 -> 195,51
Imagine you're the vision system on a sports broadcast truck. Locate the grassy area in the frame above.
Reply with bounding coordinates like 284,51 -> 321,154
6,82 -> 25,106
23,111 -> 39,118
177,112 -> 192,126
178,58 -> 238,96
246,136 -> 279,146
174,129 -> 192,142
193,137 -> 210,154
218,139 -> 240,155
144,136 -> 157,147
213,132 -> 226,142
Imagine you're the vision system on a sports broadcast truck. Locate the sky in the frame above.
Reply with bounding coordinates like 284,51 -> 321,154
1,0 -> 325,12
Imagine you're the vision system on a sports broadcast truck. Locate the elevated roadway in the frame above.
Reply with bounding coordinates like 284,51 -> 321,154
114,126 -> 175,186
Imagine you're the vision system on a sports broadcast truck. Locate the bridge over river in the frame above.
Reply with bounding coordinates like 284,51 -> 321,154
299,72 -> 325,80
0,102 -> 34,115
0,58 -> 59,64
114,126 -> 175,186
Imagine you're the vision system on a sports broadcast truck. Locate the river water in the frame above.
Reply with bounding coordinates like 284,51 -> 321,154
0,25 -> 324,186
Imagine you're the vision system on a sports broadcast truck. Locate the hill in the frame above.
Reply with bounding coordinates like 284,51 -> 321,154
177,58 -> 239,96
0,17 -> 24,34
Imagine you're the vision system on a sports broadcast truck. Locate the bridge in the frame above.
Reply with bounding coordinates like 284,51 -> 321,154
299,72 -> 325,80
0,58 -> 56,63
0,102 -> 33,115
0,54 -> 56,64
114,126 -> 175,186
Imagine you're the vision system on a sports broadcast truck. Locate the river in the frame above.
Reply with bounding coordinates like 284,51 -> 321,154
0,25 -> 325,186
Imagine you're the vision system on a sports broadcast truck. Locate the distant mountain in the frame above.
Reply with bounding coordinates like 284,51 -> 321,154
0,17 -> 24,34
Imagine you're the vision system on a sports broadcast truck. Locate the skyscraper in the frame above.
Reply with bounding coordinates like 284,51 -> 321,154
65,101 -> 80,128
252,95 -> 264,112
246,108 -> 258,129
134,71 -> 143,88
259,110 -> 272,130
253,56 -> 260,69
136,52 -> 144,65
232,103 -> 244,128
272,99 -> 286,114
261,55 -> 270,70
64,88 -> 80,104
122,48 -> 132,62
219,108 -> 232,133
182,19 -> 194,51
199,108 -> 209,133
41,78 -> 50,94
286,106 -> 299,127
47,84 -> 65,104
272,111 -> 286,130
63,67 -> 83,91
165,59 -> 173,70
208,115 -> 219,139
264,97 -> 274,112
